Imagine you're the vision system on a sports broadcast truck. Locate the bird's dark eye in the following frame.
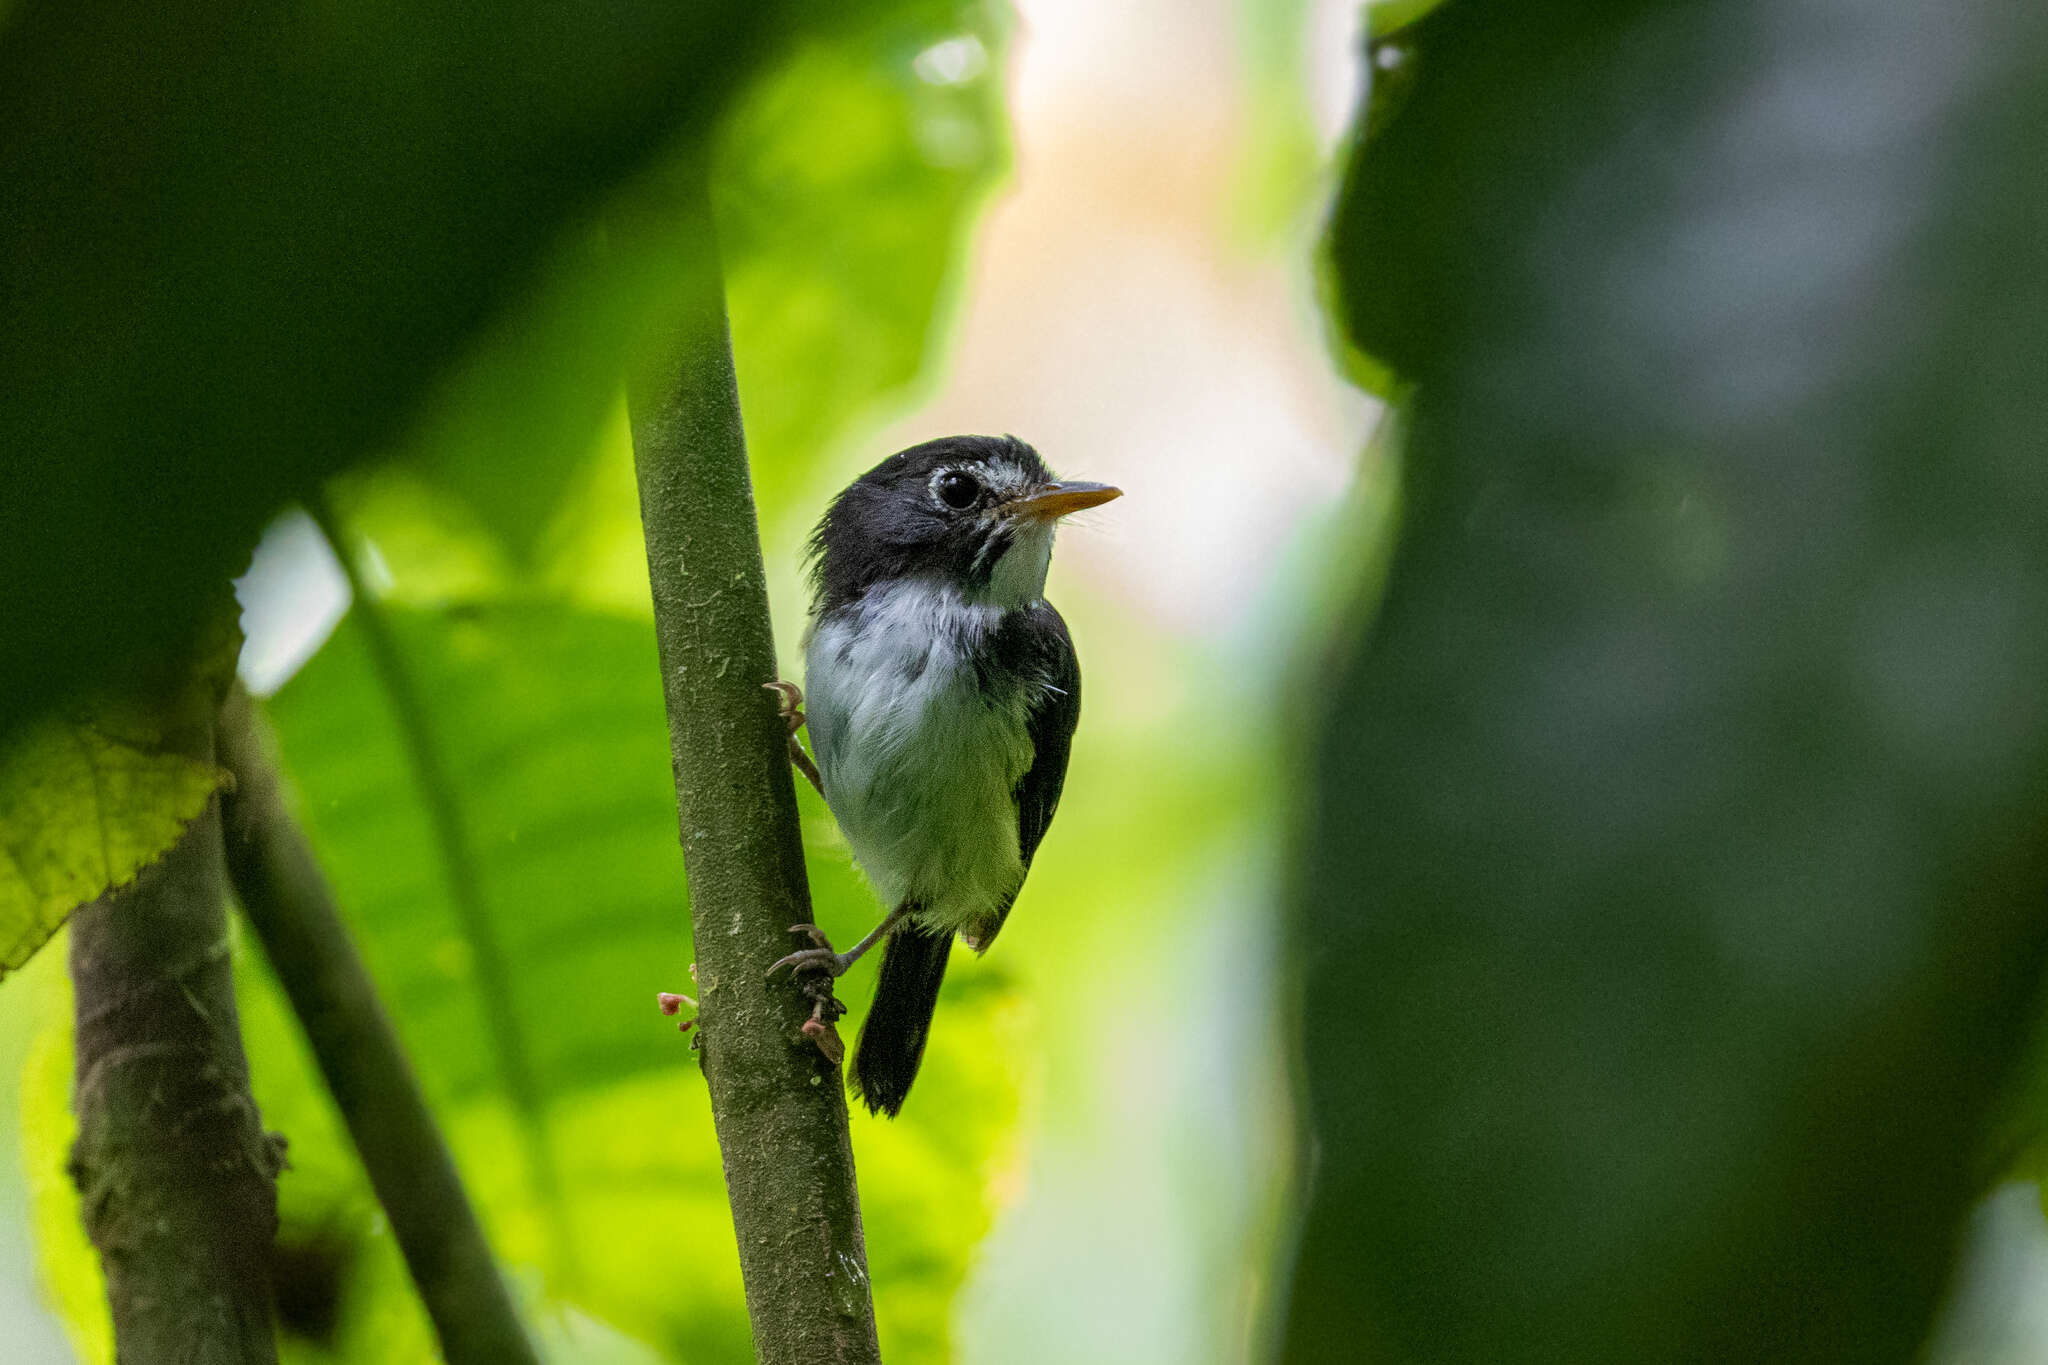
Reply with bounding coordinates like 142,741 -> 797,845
936,470 -> 980,509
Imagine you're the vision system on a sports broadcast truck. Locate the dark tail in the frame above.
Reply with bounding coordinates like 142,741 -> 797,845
851,919 -> 950,1117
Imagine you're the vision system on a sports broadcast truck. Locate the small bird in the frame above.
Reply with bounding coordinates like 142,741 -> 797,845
770,434 -> 1120,1116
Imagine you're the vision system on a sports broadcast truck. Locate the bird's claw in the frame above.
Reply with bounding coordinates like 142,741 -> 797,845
767,924 -> 852,979
766,682 -> 826,796
766,945 -> 852,980
765,680 -> 807,735
763,926 -> 850,1062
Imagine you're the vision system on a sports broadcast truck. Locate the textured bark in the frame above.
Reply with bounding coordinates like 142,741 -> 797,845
68,677 -> 281,1364
625,171 -> 882,1365
218,686 -> 540,1365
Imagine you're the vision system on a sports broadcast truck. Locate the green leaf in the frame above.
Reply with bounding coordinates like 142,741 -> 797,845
0,0 -> 875,737
720,2 -> 1011,522
267,604 -> 694,1104
0,625 -> 241,987
20,962 -> 110,1365
1288,2 -> 2048,1362
378,0 -> 1012,569
1365,0 -> 1447,41
0,718 -> 224,978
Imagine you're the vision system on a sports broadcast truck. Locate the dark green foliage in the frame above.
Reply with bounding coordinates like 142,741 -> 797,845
385,0 -> 1009,567
0,0 -> 804,737
1287,2 -> 2048,1362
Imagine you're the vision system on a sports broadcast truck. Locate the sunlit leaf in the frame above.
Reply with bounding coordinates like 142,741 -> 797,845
266,605 -> 695,1104
1234,0 -> 1327,242
0,719 -> 225,979
1366,0 -> 1447,40
21,970 -> 109,1365
720,1 -> 1011,521
0,609 -> 240,980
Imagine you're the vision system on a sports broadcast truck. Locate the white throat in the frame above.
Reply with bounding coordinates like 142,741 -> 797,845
982,521 -> 1055,608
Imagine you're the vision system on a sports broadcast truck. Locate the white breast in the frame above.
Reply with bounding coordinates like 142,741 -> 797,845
804,578 -> 1035,932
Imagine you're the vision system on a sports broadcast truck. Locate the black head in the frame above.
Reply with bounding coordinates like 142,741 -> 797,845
809,435 -> 1120,612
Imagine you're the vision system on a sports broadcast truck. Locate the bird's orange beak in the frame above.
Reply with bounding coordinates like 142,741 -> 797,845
1007,481 -> 1122,521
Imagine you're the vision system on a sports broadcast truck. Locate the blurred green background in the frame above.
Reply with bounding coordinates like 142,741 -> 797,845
8,0 -> 2048,1361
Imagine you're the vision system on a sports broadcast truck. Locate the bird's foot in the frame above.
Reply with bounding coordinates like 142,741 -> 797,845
765,680 -> 806,734
765,927 -> 850,1063
765,924 -> 852,979
765,682 -> 825,796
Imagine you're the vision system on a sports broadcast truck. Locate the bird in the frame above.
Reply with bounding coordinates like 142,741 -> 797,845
768,434 -> 1120,1116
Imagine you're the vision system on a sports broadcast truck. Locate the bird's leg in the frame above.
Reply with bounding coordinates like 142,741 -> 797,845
767,903 -> 912,981
765,680 -> 825,797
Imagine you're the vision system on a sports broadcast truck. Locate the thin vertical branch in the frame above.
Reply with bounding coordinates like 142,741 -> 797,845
623,167 -> 881,1364
219,685 -> 540,1365
303,491 -> 576,1281
68,658 -> 282,1364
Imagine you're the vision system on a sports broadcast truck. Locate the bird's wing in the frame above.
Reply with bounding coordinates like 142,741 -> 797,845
1015,604 -> 1081,871
966,603 -> 1080,953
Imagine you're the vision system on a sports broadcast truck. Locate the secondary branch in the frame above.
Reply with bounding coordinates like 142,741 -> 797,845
219,685 -> 540,1365
305,492 -> 576,1279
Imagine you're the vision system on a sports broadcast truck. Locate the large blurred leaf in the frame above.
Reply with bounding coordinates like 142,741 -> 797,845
1287,2 -> 2048,1363
266,606 -> 686,1103
386,0 -> 1011,565
720,4 -> 1010,521
243,601 -> 1022,1360
0,0 -> 872,736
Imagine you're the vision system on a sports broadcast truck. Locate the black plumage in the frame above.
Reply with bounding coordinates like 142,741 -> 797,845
850,917 -> 950,1117
809,434 -> 1054,612
962,604 -> 1080,954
